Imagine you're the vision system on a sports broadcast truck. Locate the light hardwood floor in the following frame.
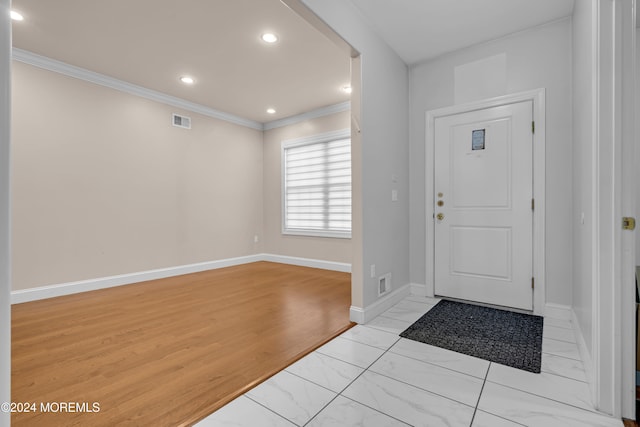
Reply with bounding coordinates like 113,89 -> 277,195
11,261 -> 353,426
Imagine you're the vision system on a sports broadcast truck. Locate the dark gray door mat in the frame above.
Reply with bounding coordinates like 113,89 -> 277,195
399,299 -> 544,373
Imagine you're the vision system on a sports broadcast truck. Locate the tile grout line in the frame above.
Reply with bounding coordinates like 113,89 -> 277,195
201,324 -> 408,425
538,369 -> 589,384
336,395 -> 412,426
314,330 -> 481,423
364,364 -> 479,410
541,348 -> 584,361
283,369 -> 345,395
362,323 -> 413,336
315,336 -> 394,368
537,354 -> 589,384
331,336 -> 418,425
242,394 -> 301,427
469,361 -> 491,426
246,330 -> 406,427
234,298 -> 556,426
338,335 -> 399,350
543,335 -> 578,345
313,349 -> 373,370
377,313 -> 424,323
483,379 -> 611,417
386,345 -> 488,380
302,336 -> 403,426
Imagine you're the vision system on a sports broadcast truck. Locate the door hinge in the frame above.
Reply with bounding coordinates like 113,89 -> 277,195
622,217 -> 636,230
531,277 -> 535,289
531,198 -> 535,211
532,121 -> 535,134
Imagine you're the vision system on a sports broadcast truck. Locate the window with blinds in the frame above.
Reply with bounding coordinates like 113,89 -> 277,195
282,130 -> 351,238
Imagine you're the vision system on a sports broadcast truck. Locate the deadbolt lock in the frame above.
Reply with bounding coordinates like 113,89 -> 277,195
437,200 -> 444,207
622,217 -> 636,230
436,213 -> 444,221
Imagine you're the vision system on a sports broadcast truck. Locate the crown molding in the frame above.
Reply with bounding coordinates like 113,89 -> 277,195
263,101 -> 351,130
12,48 -> 351,132
11,48 -> 264,131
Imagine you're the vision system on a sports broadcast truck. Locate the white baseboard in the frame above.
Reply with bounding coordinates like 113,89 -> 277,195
349,283 -> 411,324
571,308 -> 596,406
260,253 -> 351,273
544,303 -> 572,320
349,306 -> 366,324
11,253 -> 351,304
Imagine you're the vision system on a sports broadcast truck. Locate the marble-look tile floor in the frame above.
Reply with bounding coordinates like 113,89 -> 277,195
195,295 -> 623,427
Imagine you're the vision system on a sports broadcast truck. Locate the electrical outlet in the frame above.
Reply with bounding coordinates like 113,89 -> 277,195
254,235 -> 259,243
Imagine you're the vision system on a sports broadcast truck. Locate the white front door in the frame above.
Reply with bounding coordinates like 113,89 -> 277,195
434,101 -> 533,310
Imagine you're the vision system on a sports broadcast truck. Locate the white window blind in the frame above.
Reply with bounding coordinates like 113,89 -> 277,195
283,132 -> 351,238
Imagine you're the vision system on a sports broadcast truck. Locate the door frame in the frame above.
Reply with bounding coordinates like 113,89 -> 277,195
425,89 -> 546,315
619,0 -> 637,418
598,0 -> 636,418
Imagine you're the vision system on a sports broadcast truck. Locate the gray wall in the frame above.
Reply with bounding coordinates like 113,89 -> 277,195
409,18 -> 573,306
301,0 -> 410,309
572,0 -> 595,354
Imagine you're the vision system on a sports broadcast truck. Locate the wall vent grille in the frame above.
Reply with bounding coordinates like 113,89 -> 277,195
378,273 -> 391,296
172,113 -> 191,129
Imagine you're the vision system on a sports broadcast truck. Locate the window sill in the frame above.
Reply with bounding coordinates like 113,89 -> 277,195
282,230 -> 351,239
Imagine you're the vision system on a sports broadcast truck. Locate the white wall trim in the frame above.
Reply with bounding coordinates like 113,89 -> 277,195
349,283 -> 411,324
11,255 -> 263,304
11,48 -> 265,131
12,48 -> 352,133
11,253 -> 352,304
260,253 -> 351,273
425,88 -> 546,315
619,0 -> 637,419
572,307 -> 597,408
263,101 -> 351,130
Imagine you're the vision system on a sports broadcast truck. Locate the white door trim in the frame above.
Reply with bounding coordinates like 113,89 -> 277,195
425,89 -> 546,315
620,0 -> 637,418
593,0 -> 636,418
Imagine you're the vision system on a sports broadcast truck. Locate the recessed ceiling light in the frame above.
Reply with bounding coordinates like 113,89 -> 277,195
341,85 -> 353,94
266,108 -> 276,114
179,76 -> 195,85
261,33 -> 278,44
10,10 -> 24,21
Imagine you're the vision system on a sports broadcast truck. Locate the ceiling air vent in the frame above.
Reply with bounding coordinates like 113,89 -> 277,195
172,113 -> 191,129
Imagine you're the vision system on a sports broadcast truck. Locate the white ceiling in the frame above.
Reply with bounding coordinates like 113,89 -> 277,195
349,0 -> 575,64
11,1 -> 579,125
10,0 -> 351,124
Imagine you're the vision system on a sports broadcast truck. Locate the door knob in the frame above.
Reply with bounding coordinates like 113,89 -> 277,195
436,213 -> 444,221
